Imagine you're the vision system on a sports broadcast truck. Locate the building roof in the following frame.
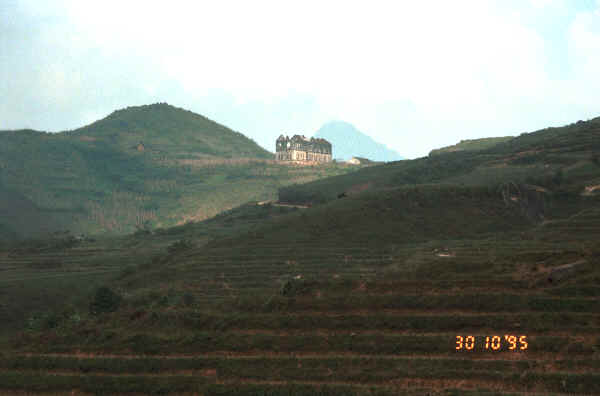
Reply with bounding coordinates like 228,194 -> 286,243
276,134 -> 332,148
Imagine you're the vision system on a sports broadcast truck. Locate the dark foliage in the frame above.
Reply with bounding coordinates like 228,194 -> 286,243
89,287 -> 122,315
167,239 -> 194,254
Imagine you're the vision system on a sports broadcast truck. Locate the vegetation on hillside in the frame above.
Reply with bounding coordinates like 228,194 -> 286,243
281,116 -> 600,205
0,103 -> 362,238
1,114 -> 599,394
69,103 -> 273,159
429,136 -> 514,156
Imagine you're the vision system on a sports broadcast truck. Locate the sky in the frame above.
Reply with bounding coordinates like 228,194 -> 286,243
1,0 -> 599,159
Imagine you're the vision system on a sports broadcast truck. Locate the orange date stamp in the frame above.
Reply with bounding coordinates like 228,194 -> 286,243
455,335 -> 528,351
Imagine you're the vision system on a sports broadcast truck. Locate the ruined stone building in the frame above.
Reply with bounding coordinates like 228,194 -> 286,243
276,135 -> 332,163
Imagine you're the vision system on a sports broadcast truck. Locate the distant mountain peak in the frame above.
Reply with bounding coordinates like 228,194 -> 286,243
321,120 -> 355,127
313,121 -> 403,162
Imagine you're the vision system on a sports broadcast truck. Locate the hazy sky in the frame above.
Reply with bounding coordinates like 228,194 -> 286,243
2,0 -> 599,158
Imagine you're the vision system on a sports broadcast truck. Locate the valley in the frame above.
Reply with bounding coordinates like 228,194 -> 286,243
0,111 -> 599,395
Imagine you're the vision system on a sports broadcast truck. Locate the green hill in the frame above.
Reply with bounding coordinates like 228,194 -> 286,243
281,117 -> 600,205
0,183 -> 64,240
429,136 -> 514,156
0,103 -> 359,238
1,115 -> 600,395
69,102 -> 272,159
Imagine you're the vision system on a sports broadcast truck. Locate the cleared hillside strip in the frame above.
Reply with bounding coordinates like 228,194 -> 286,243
224,294 -> 600,313
116,311 -> 600,333
9,352 -> 600,365
0,269 -> 122,283
0,369 -> 598,395
4,354 -> 600,374
13,332 -> 597,356
0,366 -> 599,386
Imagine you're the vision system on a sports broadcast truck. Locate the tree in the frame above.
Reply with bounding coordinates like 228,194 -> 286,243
89,286 -> 122,315
552,169 -> 564,186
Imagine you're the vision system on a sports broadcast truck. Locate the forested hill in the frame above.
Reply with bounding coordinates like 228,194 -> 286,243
0,104 -> 358,239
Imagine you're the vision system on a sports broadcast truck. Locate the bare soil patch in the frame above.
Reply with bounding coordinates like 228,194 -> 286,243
582,184 -> 600,196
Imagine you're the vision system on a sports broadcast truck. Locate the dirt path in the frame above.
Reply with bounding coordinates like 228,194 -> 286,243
257,200 -> 310,209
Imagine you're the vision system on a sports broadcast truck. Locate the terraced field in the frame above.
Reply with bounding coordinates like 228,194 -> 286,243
2,228 -> 599,395
1,116 -> 599,394
0,233 -> 184,337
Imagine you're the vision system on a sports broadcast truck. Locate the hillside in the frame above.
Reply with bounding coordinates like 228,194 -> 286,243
282,117 -> 600,205
69,103 -> 272,159
429,136 -> 514,156
314,120 -> 404,161
1,114 -> 599,395
0,183 -> 65,240
0,104 -> 360,238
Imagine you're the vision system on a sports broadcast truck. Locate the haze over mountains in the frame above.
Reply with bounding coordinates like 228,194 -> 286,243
314,121 -> 404,162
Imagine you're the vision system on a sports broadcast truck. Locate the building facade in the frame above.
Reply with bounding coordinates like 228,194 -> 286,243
276,134 -> 332,163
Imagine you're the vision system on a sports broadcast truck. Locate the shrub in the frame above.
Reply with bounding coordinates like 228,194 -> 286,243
167,239 -> 194,254
89,287 -> 122,315
43,311 -> 61,329
181,293 -> 195,306
156,295 -> 169,307
280,277 -> 313,297
118,265 -> 137,279
552,169 -> 564,186
25,312 -> 59,331
25,307 -> 81,331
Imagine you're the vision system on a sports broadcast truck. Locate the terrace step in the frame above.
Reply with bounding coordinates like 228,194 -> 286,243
16,332 -> 598,357
0,363 -> 598,395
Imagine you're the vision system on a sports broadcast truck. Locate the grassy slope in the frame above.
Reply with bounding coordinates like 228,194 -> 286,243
0,104 -> 360,238
0,179 -> 75,238
280,116 -> 600,205
429,136 -> 514,156
69,102 -> 272,159
0,203 -> 303,336
3,192 -> 599,394
1,115 -> 600,395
